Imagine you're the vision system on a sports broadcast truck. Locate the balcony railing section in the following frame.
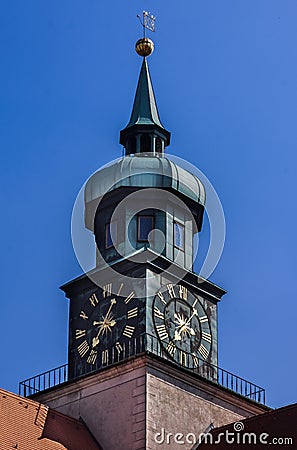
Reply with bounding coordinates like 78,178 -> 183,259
19,334 -> 265,405
19,364 -> 68,397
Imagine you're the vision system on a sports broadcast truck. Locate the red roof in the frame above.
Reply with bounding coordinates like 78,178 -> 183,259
0,388 -> 102,450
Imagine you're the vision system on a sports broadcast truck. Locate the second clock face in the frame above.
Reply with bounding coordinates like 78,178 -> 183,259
153,284 -> 212,368
72,282 -> 141,369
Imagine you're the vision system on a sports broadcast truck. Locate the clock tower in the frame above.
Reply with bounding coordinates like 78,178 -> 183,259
26,36 -> 269,449
65,37 -> 220,381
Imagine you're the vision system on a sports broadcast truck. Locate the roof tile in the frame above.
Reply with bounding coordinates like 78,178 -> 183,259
0,389 -> 102,450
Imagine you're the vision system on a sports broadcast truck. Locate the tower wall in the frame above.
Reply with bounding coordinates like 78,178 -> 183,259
33,357 -> 269,450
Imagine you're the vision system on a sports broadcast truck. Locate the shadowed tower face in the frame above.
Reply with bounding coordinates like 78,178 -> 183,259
25,31 -> 267,450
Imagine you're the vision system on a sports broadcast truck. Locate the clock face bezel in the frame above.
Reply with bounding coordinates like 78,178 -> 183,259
71,282 -> 141,372
152,283 -> 212,369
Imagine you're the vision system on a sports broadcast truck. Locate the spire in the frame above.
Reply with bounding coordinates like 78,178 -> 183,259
126,58 -> 164,129
120,38 -> 171,156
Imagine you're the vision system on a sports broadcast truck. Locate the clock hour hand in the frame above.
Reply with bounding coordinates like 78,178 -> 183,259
174,330 -> 182,341
93,319 -> 116,328
174,325 -> 196,341
92,335 -> 100,348
92,299 -> 117,348
173,312 -> 187,341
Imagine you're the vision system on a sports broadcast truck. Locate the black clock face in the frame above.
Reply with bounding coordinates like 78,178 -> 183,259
72,282 -> 141,369
153,284 -> 212,369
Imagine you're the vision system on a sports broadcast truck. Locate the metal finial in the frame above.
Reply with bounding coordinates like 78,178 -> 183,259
136,11 -> 155,57
135,38 -> 154,57
137,11 -> 156,38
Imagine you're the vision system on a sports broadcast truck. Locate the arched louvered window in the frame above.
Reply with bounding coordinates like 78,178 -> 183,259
128,136 -> 136,154
140,134 -> 151,153
156,137 -> 162,153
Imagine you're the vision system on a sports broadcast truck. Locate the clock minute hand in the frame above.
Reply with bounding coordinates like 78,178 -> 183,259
174,309 -> 198,341
93,298 -> 117,329
183,308 -> 198,328
174,308 -> 198,328
102,298 -> 117,322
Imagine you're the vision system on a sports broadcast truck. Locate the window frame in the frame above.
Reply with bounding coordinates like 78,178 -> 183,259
137,215 -> 154,242
173,220 -> 185,251
105,221 -> 117,249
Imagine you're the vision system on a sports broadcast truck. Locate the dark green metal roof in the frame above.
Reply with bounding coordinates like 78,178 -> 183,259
85,156 -> 206,206
125,58 -> 165,129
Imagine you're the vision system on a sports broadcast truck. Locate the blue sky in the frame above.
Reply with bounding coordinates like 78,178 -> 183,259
0,1 -> 296,409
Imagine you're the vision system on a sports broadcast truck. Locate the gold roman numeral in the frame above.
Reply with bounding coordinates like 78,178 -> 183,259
115,342 -> 123,354
154,306 -> 164,320
192,354 -> 199,368
202,332 -> 212,344
167,284 -> 175,298
199,315 -> 208,323
198,344 -> 209,360
166,341 -> 176,357
89,293 -> 99,307
179,285 -> 188,301
79,311 -> 88,320
179,351 -> 187,366
123,325 -> 135,338
87,349 -> 97,365
157,291 -> 166,305
192,298 -> 198,308
124,291 -> 135,304
77,340 -> 89,358
75,329 -> 86,339
117,283 -> 124,296
103,283 -> 112,297
127,307 -> 138,319
156,324 -> 168,341
102,349 -> 109,365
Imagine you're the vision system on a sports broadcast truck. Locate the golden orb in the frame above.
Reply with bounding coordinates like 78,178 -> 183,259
135,38 -> 154,57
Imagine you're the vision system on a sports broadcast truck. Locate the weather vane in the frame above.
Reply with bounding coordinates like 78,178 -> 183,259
137,11 -> 156,37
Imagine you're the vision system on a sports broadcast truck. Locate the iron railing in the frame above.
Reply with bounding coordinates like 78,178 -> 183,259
19,334 -> 265,404
19,364 -> 68,397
